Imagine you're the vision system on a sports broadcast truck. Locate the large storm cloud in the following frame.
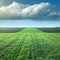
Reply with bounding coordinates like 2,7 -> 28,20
0,2 -> 60,20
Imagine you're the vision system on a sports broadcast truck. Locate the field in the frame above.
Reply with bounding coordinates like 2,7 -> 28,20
0,28 -> 60,60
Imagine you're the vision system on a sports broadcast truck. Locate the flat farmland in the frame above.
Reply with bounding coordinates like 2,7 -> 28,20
0,28 -> 60,60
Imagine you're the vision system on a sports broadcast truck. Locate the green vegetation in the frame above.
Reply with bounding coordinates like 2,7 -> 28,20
0,28 -> 60,60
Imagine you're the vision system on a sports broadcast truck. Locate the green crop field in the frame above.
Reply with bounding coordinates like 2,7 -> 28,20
0,28 -> 60,60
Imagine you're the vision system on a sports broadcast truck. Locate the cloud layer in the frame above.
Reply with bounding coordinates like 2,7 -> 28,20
0,2 -> 60,20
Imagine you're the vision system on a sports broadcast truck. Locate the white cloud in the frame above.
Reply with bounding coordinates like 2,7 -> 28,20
48,12 -> 60,19
0,1 -> 60,20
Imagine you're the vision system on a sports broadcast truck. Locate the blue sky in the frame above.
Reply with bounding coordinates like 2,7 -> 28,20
0,20 -> 60,27
0,0 -> 60,27
0,0 -> 60,5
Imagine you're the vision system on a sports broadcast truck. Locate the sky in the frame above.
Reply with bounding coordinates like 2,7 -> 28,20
0,20 -> 60,27
0,0 -> 60,6
0,0 -> 60,27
